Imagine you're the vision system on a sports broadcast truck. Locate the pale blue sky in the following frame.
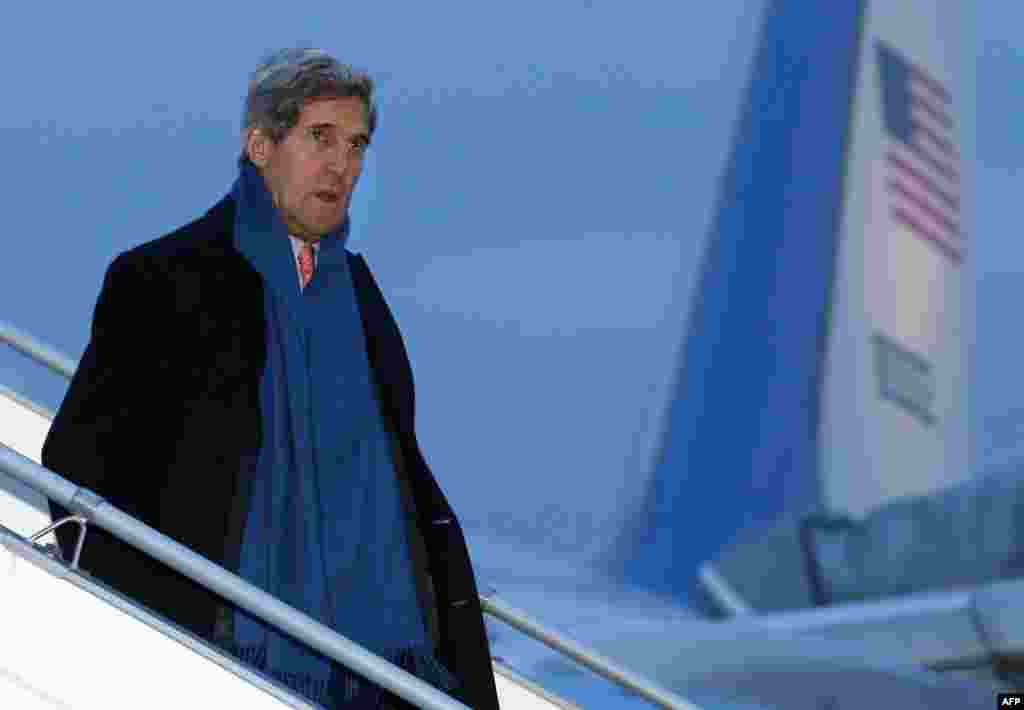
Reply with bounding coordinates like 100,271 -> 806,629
0,1 -> 1000,572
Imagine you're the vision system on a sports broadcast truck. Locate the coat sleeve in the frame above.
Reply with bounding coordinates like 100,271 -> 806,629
41,252 -> 170,576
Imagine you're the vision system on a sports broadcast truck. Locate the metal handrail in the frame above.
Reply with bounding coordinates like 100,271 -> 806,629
29,514 -> 89,569
697,562 -> 753,617
0,320 -> 78,380
2,318 -> 704,710
0,444 -> 470,710
480,593 -> 702,710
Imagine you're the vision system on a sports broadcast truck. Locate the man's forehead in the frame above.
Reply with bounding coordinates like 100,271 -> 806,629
298,97 -> 369,131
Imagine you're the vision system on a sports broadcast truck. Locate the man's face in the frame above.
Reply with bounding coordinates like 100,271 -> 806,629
248,96 -> 370,241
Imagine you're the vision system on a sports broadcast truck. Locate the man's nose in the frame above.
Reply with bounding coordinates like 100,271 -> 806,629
325,148 -> 353,174
326,143 -> 363,176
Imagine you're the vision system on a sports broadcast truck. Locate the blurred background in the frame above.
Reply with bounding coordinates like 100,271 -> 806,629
3,1 -> 1016,706
0,0 -> 1007,661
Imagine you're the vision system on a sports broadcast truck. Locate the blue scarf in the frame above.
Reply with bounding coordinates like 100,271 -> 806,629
227,161 -> 458,707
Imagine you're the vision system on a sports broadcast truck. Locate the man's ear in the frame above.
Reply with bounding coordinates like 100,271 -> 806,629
246,128 -> 272,168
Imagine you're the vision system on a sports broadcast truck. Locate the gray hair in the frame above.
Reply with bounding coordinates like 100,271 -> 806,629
239,47 -> 377,165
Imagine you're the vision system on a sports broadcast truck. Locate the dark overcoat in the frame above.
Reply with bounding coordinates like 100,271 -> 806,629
41,195 -> 500,710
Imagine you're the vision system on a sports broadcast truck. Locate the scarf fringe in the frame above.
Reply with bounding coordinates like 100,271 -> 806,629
214,638 -> 459,708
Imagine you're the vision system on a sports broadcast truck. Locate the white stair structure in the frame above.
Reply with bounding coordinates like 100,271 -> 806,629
0,385 -> 52,538
0,324 -> 689,710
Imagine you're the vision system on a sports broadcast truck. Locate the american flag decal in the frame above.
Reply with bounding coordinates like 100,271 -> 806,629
877,41 -> 962,265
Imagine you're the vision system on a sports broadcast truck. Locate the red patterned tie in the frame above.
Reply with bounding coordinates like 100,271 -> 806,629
298,242 -> 315,289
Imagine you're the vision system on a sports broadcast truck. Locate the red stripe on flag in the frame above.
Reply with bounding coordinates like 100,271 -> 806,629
908,141 -> 959,184
910,118 -> 958,160
910,93 -> 953,130
909,62 -> 950,103
891,207 -> 962,265
887,152 -> 959,213
887,178 -> 961,239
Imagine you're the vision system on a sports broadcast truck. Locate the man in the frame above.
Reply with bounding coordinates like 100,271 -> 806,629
42,48 -> 499,710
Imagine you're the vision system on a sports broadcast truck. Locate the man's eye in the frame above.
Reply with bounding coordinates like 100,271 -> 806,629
310,127 -> 329,144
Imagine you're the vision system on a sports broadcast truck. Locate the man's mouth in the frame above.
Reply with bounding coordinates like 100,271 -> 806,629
314,190 -> 341,204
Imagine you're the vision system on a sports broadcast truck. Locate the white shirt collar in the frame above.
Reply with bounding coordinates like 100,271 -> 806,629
288,235 -> 320,255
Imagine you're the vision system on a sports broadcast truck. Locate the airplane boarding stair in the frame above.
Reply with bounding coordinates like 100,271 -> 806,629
1,320 -> 1017,709
0,320 -> 696,709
